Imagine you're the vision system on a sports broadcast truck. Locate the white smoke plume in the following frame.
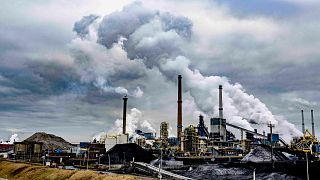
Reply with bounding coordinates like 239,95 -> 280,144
92,132 -> 107,142
0,134 -> 19,144
71,2 -> 301,141
69,25 -> 146,98
108,108 -> 156,135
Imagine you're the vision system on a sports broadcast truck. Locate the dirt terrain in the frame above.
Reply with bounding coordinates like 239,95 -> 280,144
0,160 -> 152,180
23,132 -> 73,150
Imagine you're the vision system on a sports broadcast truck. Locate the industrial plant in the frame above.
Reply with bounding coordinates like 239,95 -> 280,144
1,74 -> 320,179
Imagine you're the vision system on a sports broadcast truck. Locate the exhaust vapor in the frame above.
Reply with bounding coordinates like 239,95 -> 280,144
71,2 -> 301,141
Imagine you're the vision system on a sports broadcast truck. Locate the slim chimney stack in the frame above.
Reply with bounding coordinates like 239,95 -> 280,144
219,85 -> 223,119
177,75 -> 183,144
301,110 -> 305,134
122,95 -> 128,134
311,110 -> 315,136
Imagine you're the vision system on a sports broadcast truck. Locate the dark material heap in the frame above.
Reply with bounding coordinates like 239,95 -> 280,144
100,143 -> 156,164
23,132 -> 73,150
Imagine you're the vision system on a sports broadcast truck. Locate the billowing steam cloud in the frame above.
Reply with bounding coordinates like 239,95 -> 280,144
108,108 -> 156,135
72,2 -> 301,141
92,132 -> 107,142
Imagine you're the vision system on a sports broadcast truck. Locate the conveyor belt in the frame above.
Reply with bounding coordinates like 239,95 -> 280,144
224,122 -> 267,138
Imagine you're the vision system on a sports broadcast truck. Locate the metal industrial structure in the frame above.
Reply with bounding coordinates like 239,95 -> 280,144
182,125 -> 199,155
311,110 -> 315,136
210,85 -> 227,142
160,122 -> 169,141
177,75 -> 183,146
122,95 -> 128,135
198,115 -> 209,138
3,73 -> 320,180
302,110 -> 305,134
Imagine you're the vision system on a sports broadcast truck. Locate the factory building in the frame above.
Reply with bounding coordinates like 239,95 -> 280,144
135,136 -> 146,147
105,134 -> 129,151
13,142 -> 43,161
198,115 -> 209,138
182,125 -> 200,155
168,137 -> 179,146
0,144 -> 13,158
210,85 -> 227,142
160,121 -> 169,148
134,130 -> 156,140
210,118 -> 227,141
160,122 -> 169,140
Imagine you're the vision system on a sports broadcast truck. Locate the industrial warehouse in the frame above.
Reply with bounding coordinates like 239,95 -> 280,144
1,75 -> 319,179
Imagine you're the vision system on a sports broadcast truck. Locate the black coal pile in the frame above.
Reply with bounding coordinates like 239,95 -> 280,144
241,146 -> 281,162
100,143 -> 156,164
174,164 -> 301,180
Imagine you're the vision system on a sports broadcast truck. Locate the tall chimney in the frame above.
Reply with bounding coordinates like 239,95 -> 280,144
122,95 -> 128,134
301,110 -> 305,134
177,75 -> 183,144
311,110 -> 315,136
219,85 -> 223,119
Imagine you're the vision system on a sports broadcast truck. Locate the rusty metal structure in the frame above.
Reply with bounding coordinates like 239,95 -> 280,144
177,75 -> 183,145
219,85 -> 223,119
123,95 -> 128,135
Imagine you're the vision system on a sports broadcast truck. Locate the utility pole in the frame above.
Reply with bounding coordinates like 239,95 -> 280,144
306,152 -> 309,180
108,154 -> 111,170
86,148 -> 89,171
123,152 -> 126,165
268,121 -> 275,168
158,132 -> 163,180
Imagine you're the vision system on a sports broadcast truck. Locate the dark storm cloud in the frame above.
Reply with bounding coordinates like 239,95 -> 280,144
0,62 -> 78,96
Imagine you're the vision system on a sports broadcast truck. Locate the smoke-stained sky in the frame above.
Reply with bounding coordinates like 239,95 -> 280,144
0,0 -> 320,142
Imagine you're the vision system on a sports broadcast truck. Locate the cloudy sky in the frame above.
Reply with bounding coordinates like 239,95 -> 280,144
0,0 -> 319,143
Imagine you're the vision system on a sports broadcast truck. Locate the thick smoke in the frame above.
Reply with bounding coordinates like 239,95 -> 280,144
73,2 -> 301,141
108,108 -> 156,135
70,26 -> 146,97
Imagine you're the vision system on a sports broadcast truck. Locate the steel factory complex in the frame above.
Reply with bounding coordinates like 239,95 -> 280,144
1,75 -> 320,179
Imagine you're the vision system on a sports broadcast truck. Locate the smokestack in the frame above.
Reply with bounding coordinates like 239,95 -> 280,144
311,110 -> 315,136
177,75 -> 183,144
122,95 -> 128,134
219,85 -> 223,119
301,110 -> 305,134
199,114 -> 204,125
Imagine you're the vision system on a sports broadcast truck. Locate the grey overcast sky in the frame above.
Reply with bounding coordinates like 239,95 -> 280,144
0,0 -> 320,142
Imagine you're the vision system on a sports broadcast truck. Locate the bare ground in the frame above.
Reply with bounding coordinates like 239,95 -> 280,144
0,160 -> 154,180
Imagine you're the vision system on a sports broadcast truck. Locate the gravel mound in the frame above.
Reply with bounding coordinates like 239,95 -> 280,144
23,132 -> 73,150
